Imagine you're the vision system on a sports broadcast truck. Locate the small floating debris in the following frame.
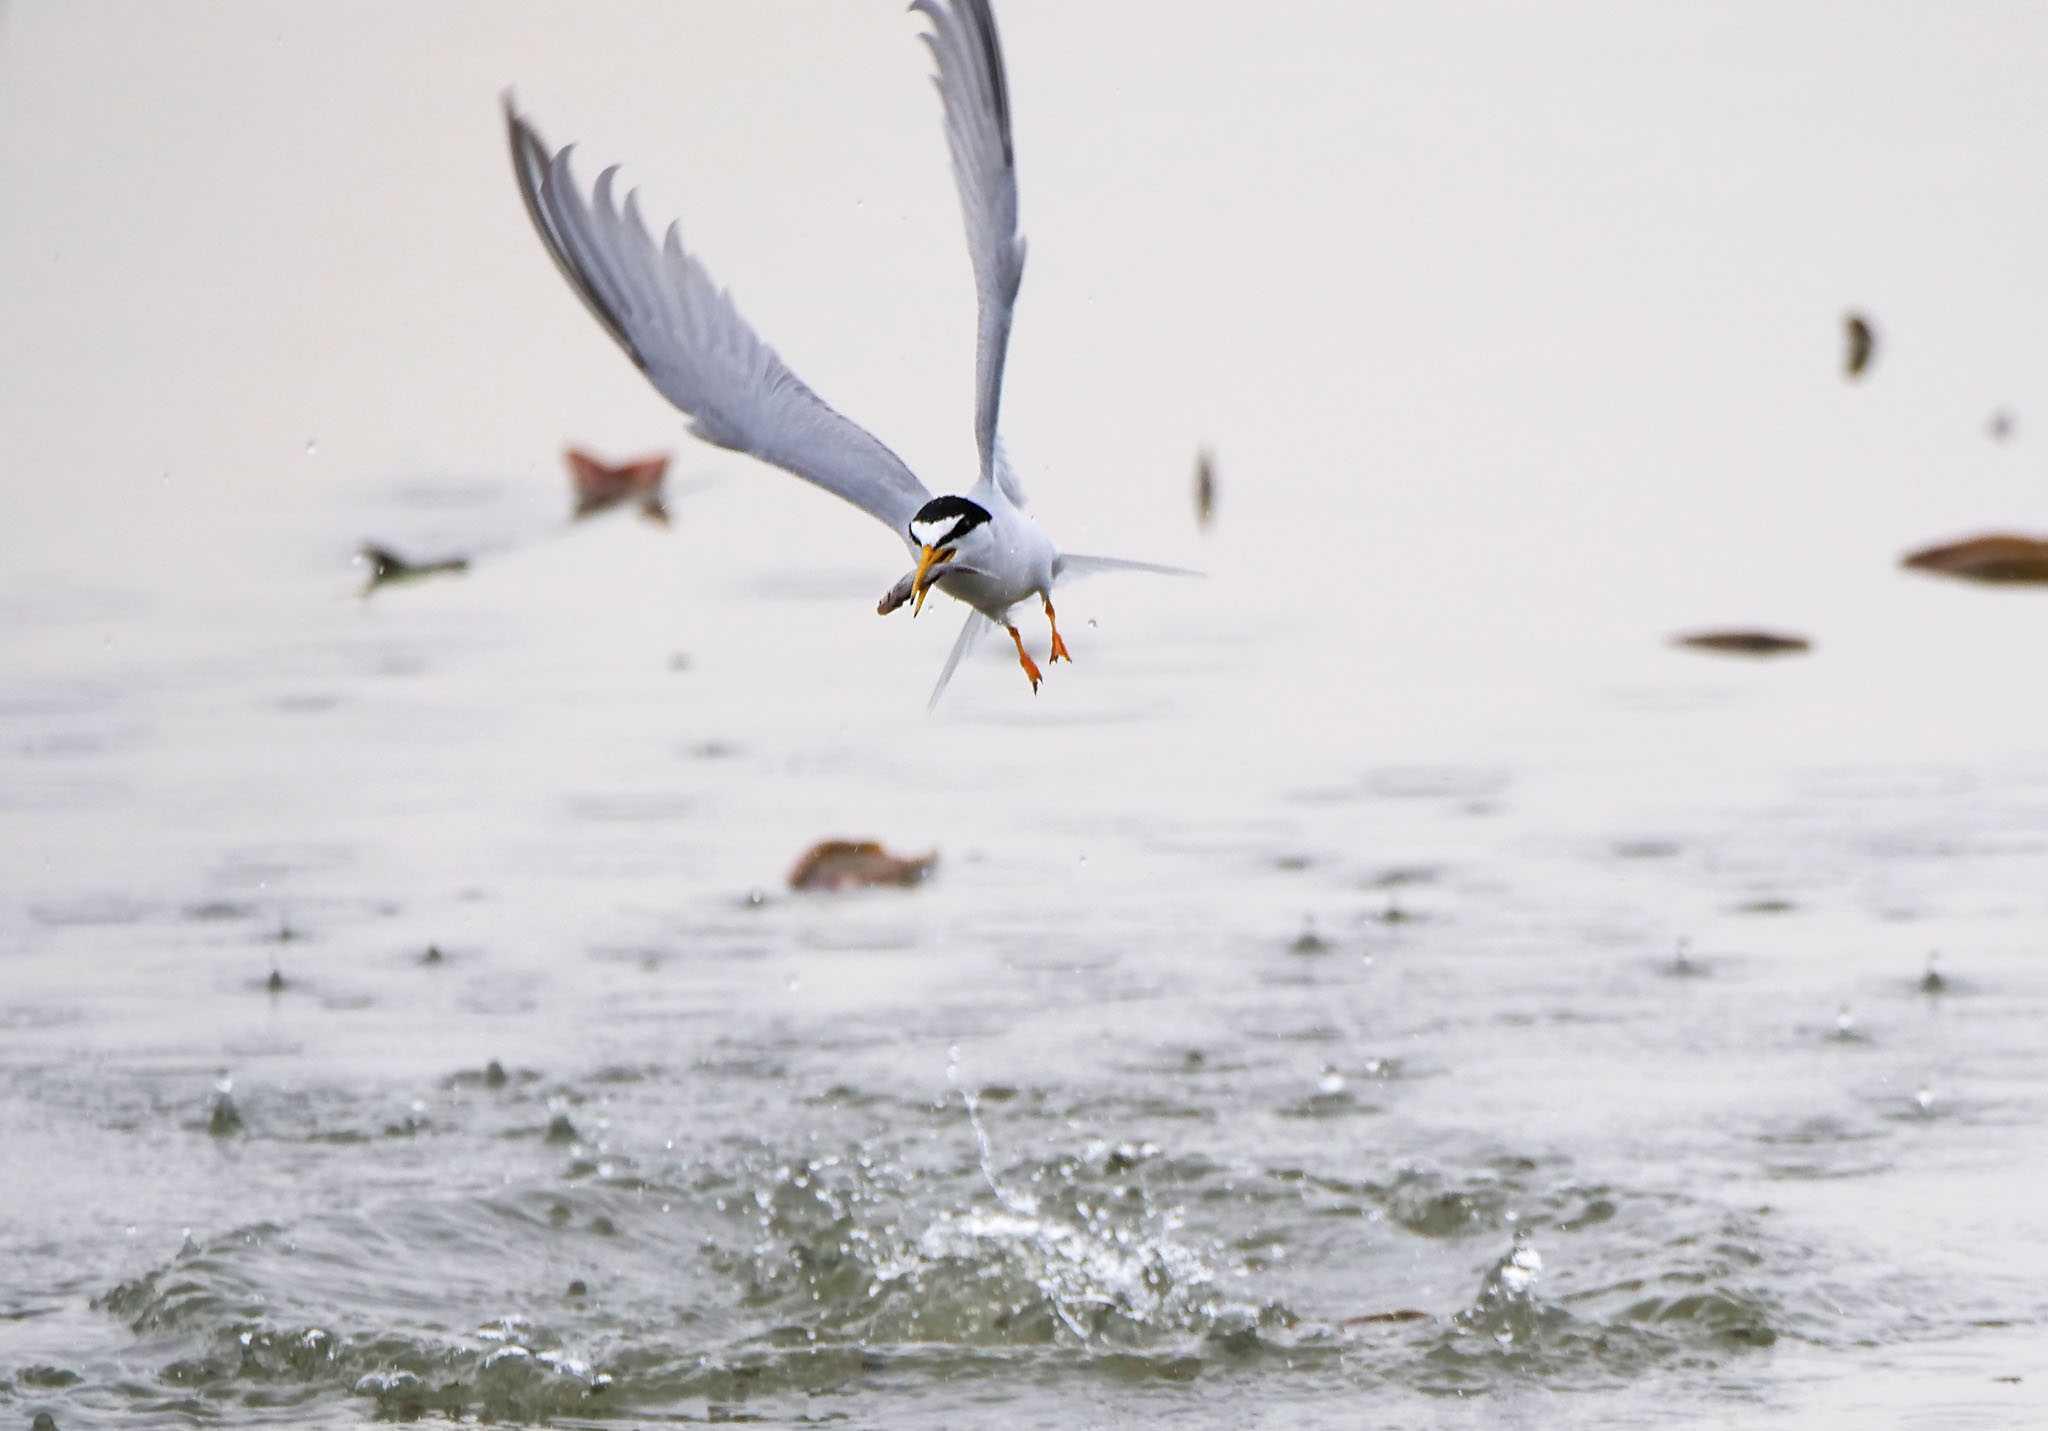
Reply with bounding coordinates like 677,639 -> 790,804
484,1059 -> 509,1089
1665,938 -> 1707,978
185,899 -> 251,923
1988,408 -> 2016,443
1843,310 -> 1877,380
1919,953 -> 1949,995
544,1113 -> 581,1145
356,543 -> 469,595
1671,629 -> 1811,657
786,839 -> 936,891
1289,918 -> 1329,955
1901,532 -> 2048,585
420,944 -> 445,966
1194,447 -> 1217,528
1375,896 -> 1418,925
1614,838 -> 1681,860
1341,1308 -> 1431,1327
208,1075 -> 245,1137
264,967 -> 287,995
566,446 -> 671,525
566,1279 -> 589,1299
33,1414 -> 58,1431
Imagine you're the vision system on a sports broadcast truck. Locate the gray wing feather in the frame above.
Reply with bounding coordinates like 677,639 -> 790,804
1054,554 -> 1206,583
928,607 -> 996,710
506,99 -> 931,534
911,0 -> 1026,498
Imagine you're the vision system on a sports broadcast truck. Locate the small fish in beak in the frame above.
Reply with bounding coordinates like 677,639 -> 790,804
910,544 -> 954,616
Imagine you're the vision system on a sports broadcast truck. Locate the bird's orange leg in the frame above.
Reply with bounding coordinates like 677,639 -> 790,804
1043,597 -> 1072,664
1006,623 -> 1042,693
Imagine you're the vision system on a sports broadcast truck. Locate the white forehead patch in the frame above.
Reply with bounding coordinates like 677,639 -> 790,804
910,516 -> 955,549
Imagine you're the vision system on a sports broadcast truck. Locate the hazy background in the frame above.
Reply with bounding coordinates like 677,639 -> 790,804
3,3 -> 2046,1427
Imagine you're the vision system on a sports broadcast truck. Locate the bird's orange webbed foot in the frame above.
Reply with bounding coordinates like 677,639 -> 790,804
1006,623 -> 1042,693
1043,598 -> 1072,664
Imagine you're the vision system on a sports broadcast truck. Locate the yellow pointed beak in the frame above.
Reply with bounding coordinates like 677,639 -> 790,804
910,543 -> 951,617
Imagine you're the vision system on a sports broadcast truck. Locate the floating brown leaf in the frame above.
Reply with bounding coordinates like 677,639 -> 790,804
1672,629 -> 1812,657
566,447 -> 671,525
788,839 -> 937,892
1901,533 -> 2048,584
1843,311 -> 1876,380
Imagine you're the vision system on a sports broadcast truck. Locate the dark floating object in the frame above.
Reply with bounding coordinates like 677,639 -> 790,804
1843,310 -> 1876,379
567,446 -> 671,524
1341,1309 -> 1431,1327
1901,533 -> 2048,584
207,1092 -> 245,1137
1672,629 -> 1812,657
1988,408 -> 2016,443
1194,447 -> 1216,528
787,839 -> 937,891
1375,897 -> 1417,925
1919,954 -> 1948,995
544,1113 -> 581,1144
420,944 -> 445,965
33,1414 -> 59,1431
357,543 -> 468,595
566,1279 -> 589,1299
484,1059 -> 509,1088
264,968 -> 287,994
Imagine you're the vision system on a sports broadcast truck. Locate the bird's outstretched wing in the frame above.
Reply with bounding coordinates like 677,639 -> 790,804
912,0 -> 1025,502
928,607 -> 997,710
506,100 -> 931,534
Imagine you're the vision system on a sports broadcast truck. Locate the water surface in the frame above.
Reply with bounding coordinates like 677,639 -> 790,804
4,3 -> 2047,1426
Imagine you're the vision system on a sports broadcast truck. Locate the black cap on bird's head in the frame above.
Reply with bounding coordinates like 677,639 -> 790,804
906,496 -> 991,615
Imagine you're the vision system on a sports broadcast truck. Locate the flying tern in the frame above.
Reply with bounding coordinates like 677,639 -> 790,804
505,0 -> 1193,705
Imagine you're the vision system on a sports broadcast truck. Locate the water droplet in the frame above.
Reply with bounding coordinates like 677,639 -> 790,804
1499,1241 -> 1542,1296
1316,1069 -> 1345,1096
1834,1005 -> 1856,1038
304,438 -> 318,456
1914,1086 -> 1935,1115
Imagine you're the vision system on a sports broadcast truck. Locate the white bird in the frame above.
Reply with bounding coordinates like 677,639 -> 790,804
504,0 -> 1194,706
